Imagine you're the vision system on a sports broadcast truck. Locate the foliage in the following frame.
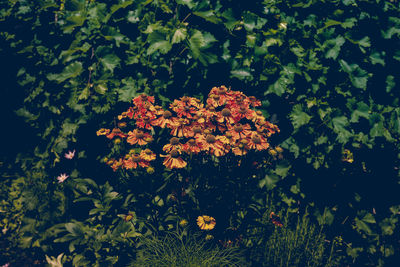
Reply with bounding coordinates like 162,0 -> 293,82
1,0 -> 400,266
130,229 -> 245,267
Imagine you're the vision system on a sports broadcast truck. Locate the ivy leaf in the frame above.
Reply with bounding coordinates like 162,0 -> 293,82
99,53 -> 121,73
289,104 -> 312,130
63,11 -> 86,33
117,78 -> 138,102
47,62 -> 83,83
176,0 -> 196,9
370,51 -> 385,66
267,77 -> 286,96
172,28 -> 187,44
193,10 -> 221,24
325,36 -> 345,60
350,102 -> 370,123
230,69 -> 252,80
259,174 -> 280,190
274,161 -> 291,177
189,30 -> 205,58
386,75 -> 395,93
147,40 -> 172,55
339,60 -> 369,89
332,116 -> 352,143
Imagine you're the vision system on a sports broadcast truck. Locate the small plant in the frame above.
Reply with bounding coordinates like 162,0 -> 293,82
130,230 -> 246,267
250,205 -> 344,267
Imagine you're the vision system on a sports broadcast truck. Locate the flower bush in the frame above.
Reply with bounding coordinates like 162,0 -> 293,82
95,86 -> 281,243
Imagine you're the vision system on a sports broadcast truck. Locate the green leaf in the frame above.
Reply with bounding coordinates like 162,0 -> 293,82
325,36 -> 345,60
147,40 -> 172,55
259,174 -> 280,190
339,60 -> 368,89
176,0 -> 196,8
100,53 -> 121,73
47,62 -> 83,83
332,116 -> 352,143
65,222 -> 84,237
118,78 -> 138,102
230,69 -> 252,80
274,161 -> 291,177
386,75 -> 395,93
172,28 -> 187,44
189,30 -> 205,58
63,11 -> 86,33
289,104 -> 312,130
370,51 -> 385,66
267,77 -> 286,96
193,10 -> 221,24
350,102 -> 370,123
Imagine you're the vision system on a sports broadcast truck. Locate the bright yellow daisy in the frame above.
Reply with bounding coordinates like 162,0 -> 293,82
197,215 -> 216,230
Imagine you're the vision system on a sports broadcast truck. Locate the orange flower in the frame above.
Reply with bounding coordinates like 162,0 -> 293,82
232,139 -> 250,156
270,212 -> 283,227
124,153 -> 149,169
206,93 -> 223,108
182,139 -> 203,154
216,108 -> 236,125
232,105 -> 256,121
127,129 -> 153,145
161,149 -> 187,169
170,118 -> 191,137
153,110 -> 178,129
257,121 -> 280,137
171,99 -> 200,119
140,149 -> 156,161
208,86 -> 233,106
106,128 -> 127,139
197,215 -> 216,230
248,132 -> 269,151
163,137 -> 183,153
197,106 -> 217,123
198,134 -> 226,157
109,158 -> 123,171
133,94 -> 155,107
227,123 -> 252,141
135,115 -> 157,130
171,96 -> 201,110
248,95 -> 261,107
97,128 -> 110,136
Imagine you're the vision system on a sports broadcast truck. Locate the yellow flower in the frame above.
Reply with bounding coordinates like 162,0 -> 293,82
197,215 -> 216,230
146,166 -> 155,174
179,219 -> 188,227
205,234 -> 214,240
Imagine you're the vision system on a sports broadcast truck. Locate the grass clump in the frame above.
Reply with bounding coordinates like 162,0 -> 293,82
130,231 -> 246,267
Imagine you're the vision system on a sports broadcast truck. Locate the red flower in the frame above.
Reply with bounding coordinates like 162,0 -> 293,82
227,123 -> 252,141
182,139 -> 203,154
232,105 -> 256,121
163,137 -> 183,153
232,139 -> 250,156
133,94 -> 155,107
135,115 -> 157,130
208,86 -> 233,106
124,153 -> 149,169
197,134 -> 226,157
106,128 -> 127,139
248,132 -> 269,151
140,149 -> 156,161
153,110 -> 178,129
161,149 -> 187,169
97,128 -> 110,136
127,129 -> 153,145
170,118 -> 192,137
